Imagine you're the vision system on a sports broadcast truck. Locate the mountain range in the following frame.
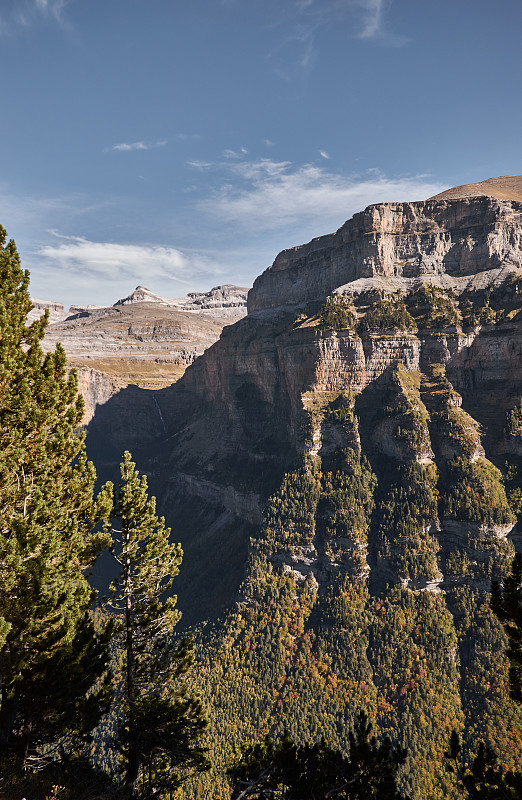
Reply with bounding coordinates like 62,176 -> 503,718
42,175 -> 522,798
34,284 -> 248,422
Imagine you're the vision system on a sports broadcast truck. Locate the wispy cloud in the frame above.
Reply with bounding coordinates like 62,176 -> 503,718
354,0 -> 384,39
350,0 -> 407,44
187,160 -> 213,171
38,234 -> 203,286
32,233 -> 230,306
193,158 -> 447,233
267,22 -> 317,81
0,0 -> 71,33
319,150 -> 330,159
223,147 -> 249,159
264,0 -> 403,78
35,0 -> 65,11
0,184 -> 116,247
111,140 -> 168,153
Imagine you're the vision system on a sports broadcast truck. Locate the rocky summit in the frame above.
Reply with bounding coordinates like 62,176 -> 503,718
87,180 -> 522,620
84,178 -> 522,800
38,284 -> 248,423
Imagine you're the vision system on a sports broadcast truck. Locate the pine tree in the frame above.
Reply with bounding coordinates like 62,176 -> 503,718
0,227 -> 113,765
108,451 -> 208,797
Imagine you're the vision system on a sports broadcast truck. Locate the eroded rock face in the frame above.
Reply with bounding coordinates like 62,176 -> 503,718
42,301 -> 244,424
248,196 -> 522,313
113,283 -> 249,319
28,298 -> 67,325
83,189 -> 522,625
96,182 -> 520,800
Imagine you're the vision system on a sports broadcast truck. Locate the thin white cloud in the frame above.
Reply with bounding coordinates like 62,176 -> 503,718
0,185 -> 240,306
264,139 -> 276,147
31,234 -> 233,306
34,0 -> 69,18
355,0 -> 384,39
111,140 -> 167,153
37,234 -> 203,286
351,0 -> 406,44
263,0 -> 403,79
196,159 -> 447,232
187,160 -> 213,170
319,150 -> 330,160
223,147 -> 249,159
231,158 -> 292,180
0,184 -> 117,249
267,23 -> 317,81
0,0 -> 70,33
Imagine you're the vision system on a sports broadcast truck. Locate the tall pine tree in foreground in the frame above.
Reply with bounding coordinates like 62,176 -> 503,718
107,451 -> 208,798
0,227 -> 113,766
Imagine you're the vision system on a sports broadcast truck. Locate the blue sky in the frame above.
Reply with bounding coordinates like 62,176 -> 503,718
1,0 -> 521,308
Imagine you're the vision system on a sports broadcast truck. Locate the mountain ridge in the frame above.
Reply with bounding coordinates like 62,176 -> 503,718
81,180 -> 522,799
37,284 -> 248,422
428,174 -> 522,202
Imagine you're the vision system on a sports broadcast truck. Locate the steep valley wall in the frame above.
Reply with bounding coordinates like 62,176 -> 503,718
83,188 -> 522,799
84,194 -> 522,623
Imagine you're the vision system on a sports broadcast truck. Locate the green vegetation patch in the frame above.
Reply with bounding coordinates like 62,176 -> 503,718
505,402 -> 522,439
406,285 -> 460,330
377,463 -> 440,581
359,291 -> 417,333
322,449 -> 377,544
441,457 -> 516,525
264,469 -> 321,551
318,294 -> 358,332
458,275 -> 522,329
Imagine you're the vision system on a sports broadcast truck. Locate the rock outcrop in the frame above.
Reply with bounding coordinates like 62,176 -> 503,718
87,183 -> 520,624
41,286 -> 248,424
248,195 -> 522,313
84,179 -> 522,800
114,283 -> 249,318
28,298 -> 67,324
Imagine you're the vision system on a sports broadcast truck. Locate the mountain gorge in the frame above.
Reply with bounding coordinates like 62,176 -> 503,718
81,178 -> 522,798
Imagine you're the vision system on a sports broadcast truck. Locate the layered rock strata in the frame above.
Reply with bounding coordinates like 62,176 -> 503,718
249,195 -> 522,313
88,179 -> 522,800
84,185 -> 522,625
42,297 -> 246,424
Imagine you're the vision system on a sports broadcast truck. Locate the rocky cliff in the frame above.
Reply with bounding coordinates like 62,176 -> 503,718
248,194 -> 522,312
41,285 -> 248,424
113,283 -> 249,318
27,297 -> 67,324
86,183 -> 522,623
85,179 -> 522,799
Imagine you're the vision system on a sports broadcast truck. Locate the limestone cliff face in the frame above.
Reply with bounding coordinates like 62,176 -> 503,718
103,180 -> 521,800
28,298 -> 67,324
85,190 -> 522,625
114,283 -> 249,319
248,196 -> 522,312
43,301 -> 241,425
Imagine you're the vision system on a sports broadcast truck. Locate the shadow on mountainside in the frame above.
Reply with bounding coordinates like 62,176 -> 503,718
84,378 -> 256,628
